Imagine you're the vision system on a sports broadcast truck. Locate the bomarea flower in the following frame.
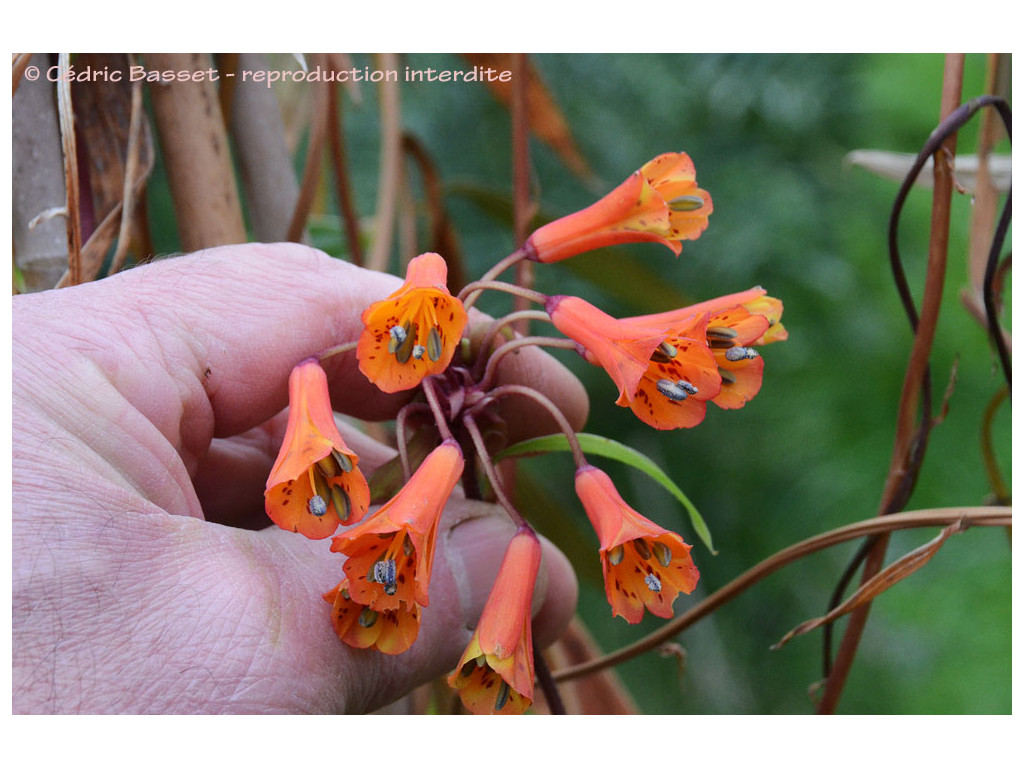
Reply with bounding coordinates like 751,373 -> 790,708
524,152 -> 713,263
329,440 -> 464,614
448,529 -> 541,715
545,294 -> 666,407
575,465 -> 699,624
546,294 -> 721,430
264,359 -> 370,539
357,252 -> 469,394
323,577 -> 422,655
633,287 -> 787,411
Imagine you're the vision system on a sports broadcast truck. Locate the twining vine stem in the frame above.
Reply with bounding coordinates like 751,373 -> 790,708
551,506 -> 1011,683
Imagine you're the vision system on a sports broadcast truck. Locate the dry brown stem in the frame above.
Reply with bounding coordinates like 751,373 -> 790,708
773,519 -> 966,650
12,52 -> 32,96
230,53 -> 301,243
287,54 -> 332,244
536,617 -> 639,714
326,52 -> 364,266
367,53 -> 402,273
552,505 -> 1010,684
146,52 -> 246,250
511,53 -> 536,336
401,134 -> 465,288
56,54 -> 82,286
963,53 -> 1011,343
53,54 -> 154,287
818,55 -> 966,714
12,53 -> 68,291
461,52 -> 591,180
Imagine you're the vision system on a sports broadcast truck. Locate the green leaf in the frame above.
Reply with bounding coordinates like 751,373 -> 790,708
495,432 -> 715,553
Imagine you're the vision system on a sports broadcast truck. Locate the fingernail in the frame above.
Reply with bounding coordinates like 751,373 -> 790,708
445,509 -> 519,627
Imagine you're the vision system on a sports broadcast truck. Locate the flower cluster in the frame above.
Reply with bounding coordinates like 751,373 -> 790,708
324,439 -> 463,654
264,152 -> 786,714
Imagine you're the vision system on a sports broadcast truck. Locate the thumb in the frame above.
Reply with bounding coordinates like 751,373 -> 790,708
261,499 -> 578,714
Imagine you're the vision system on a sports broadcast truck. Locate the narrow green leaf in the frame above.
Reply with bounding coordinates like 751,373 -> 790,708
495,432 -> 715,553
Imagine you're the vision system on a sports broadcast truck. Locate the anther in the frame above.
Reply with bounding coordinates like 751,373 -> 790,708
494,680 -> 512,712
644,573 -> 662,593
607,544 -> 625,565
315,453 -> 340,477
427,326 -> 443,362
460,659 -> 478,678
402,535 -> 414,557
633,538 -> 652,559
677,380 -> 698,395
706,326 -> 738,341
651,541 -> 673,567
394,322 -> 419,364
411,344 -> 426,360
373,559 -> 398,595
332,449 -> 353,473
725,346 -> 759,362
307,495 -> 328,517
387,324 -> 408,352
330,485 -> 351,522
719,367 -> 737,385
358,608 -> 379,628
667,194 -> 706,212
650,341 -> 678,363
657,379 -> 691,401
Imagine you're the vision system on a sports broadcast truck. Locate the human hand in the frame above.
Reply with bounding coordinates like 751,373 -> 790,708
12,243 -> 585,714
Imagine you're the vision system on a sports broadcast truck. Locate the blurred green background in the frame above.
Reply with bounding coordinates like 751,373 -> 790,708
154,53 -> 1012,713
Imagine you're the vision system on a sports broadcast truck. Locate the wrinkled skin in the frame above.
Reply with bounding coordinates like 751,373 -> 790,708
12,243 -> 585,714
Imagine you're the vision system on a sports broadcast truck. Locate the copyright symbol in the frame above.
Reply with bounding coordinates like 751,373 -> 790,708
24,65 -> 40,81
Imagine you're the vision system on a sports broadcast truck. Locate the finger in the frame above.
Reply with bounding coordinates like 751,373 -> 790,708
489,337 -> 590,444
195,414 -> 398,529
24,242 -> 588,448
84,497 -> 574,713
273,499 -> 579,714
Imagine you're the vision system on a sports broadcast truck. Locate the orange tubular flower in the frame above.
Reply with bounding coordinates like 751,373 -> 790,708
448,528 -> 541,715
627,311 -> 722,430
524,152 -> 713,263
357,252 -> 469,394
323,578 -> 422,655
264,359 -> 370,539
329,439 -> 464,614
575,465 -> 699,624
634,287 -> 787,411
546,294 -> 723,430
545,294 -> 667,407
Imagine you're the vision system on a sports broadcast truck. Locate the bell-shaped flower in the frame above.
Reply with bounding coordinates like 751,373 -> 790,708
547,294 -> 724,429
357,252 -> 469,393
575,465 -> 699,624
545,294 -> 666,407
264,359 -> 370,539
322,577 -> 421,655
524,152 -> 712,263
329,439 -> 464,613
626,311 -> 723,430
447,528 -> 541,715
632,287 -> 786,411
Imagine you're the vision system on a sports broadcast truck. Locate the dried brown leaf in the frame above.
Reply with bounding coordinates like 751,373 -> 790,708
773,520 -> 967,651
62,54 -> 154,282
461,53 -> 591,180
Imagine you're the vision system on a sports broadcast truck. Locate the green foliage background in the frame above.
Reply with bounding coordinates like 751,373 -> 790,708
162,53 -> 1012,714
